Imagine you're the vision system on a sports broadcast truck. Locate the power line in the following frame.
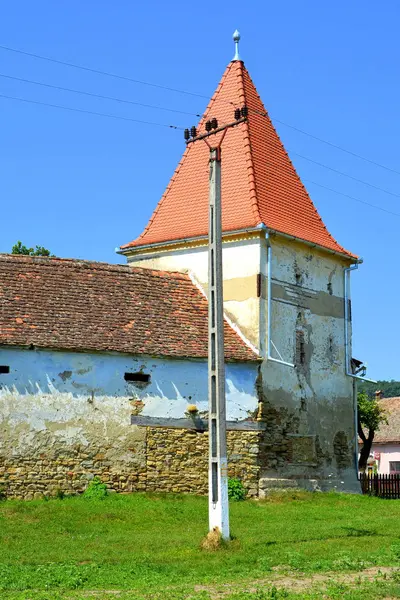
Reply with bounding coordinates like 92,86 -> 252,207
0,93 -> 183,129
223,133 -> 400,201
1,90 -> 398,220
1,74 -> 398,219
288,149 -> 400,200
270,116 -> 400,178
304,179 -> 400,218
0,72 -> 201,118
2,43 -> 399,178
0,44 -> 210,100
222,141 -> 400,219
226,104 -> 400,177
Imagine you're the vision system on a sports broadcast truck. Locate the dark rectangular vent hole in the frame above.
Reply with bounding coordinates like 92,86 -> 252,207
124,372 -> 150,383
0,366 -> 10,374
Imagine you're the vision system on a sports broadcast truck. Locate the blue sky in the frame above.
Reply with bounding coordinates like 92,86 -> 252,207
1,1 -> 399,381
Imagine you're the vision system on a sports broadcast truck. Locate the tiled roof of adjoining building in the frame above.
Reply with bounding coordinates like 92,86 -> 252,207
121,60 -> 356,259
0,254 -> 257,362
372,398 -> 400,444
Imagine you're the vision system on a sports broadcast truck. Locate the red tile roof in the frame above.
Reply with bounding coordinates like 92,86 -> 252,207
0,254 -> 256,362
121,61 -> 355,259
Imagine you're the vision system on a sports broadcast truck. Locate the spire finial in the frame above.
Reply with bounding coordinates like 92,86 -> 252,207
233,30 -> 241,61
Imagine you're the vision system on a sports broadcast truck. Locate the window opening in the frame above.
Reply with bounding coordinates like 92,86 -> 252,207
124,372 -> 150,384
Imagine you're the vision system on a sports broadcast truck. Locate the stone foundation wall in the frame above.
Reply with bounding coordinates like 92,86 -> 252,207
0,443 -> 147,501
0,427 -> 262,500
146,428 -> 261,497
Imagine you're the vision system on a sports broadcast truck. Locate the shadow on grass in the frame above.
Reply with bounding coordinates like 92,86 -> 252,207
342,527 -> 377,537
263,527 -> 381,547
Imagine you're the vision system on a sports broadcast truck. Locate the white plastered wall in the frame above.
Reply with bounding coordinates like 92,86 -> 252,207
126,236 -> 262,349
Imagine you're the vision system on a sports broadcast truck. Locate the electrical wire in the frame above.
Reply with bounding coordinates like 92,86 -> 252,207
2,43 -> 399,177
1,73 -> 398,218
0,72 -> 201,117
303,179 -> 400,218
0,44 -> 210,100
269,117 -> 400,177
222,141 -> 400,219
218,127 -> 400,202
0,93 -> 183,129
287,149 -> 400,200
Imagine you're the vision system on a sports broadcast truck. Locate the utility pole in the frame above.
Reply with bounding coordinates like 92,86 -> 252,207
184,105 -> 248,541
208,144 -> 229,539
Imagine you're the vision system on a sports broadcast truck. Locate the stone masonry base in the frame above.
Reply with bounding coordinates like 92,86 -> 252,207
0,427 -> 261,500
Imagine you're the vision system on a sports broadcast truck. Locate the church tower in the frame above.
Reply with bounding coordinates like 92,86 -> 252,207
119,35 -> 361,493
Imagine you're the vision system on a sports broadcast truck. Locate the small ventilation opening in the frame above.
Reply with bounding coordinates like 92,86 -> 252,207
0,366 -> 10,374
124,372 -> 150,384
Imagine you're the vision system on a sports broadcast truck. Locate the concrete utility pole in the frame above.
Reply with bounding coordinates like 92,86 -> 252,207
183,30 -> 246,541
207,145 -> 229,539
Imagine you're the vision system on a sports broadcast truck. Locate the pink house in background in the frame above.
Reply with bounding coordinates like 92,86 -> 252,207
370,397 -> 400,475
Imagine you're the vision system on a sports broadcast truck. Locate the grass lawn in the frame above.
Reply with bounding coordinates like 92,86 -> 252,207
1,491 -> 400,599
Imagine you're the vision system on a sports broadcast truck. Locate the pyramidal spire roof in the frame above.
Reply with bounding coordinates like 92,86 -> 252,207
121,50 -> 355,259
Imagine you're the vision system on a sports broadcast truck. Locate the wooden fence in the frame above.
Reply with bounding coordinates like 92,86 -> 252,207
359,473 -> 400,499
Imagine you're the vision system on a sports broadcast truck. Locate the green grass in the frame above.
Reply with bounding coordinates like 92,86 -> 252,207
1,491 -> 400,598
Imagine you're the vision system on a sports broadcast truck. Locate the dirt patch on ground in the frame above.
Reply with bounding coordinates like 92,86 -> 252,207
194,566 -> 398,597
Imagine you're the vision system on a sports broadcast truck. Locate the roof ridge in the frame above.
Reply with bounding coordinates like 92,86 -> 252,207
237,62 -> 262,226
0,254 -> 190,280
260,111 -> 351,255
121,63 -> 236,251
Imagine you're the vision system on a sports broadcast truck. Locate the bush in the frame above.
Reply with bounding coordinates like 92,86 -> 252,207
228,477 -> 246,501
83,477 -> 108,500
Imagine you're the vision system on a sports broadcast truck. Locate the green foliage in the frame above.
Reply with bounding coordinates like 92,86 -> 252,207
358,379 -> 400,399
228,477 -> 246,501
82,476 -> 108,500
358,392 -> 388,433
11,241 -> 54,257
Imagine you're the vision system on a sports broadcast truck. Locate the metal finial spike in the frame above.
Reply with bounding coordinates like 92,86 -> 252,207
233,30 -> 241,61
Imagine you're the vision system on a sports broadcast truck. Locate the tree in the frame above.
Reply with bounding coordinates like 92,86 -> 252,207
358,379 -> 400,398
358,391 -> 387,471
11,241 -> 54,257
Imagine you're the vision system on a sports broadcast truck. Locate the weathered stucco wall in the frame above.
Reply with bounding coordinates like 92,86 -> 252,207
126,232 -> 360,493
126,235 -> 262,348
259,235 -> 358,493
0,347 -> 259,499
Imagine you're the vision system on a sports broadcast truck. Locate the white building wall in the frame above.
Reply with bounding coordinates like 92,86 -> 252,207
372,444 -> 400,474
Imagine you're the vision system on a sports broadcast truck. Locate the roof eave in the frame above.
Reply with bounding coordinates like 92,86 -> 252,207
0,342 -> 260,364
118,224 -> 360,263
117,225 -> 265,255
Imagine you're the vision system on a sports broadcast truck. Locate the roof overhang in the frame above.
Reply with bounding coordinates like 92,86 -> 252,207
118,224 -> 360,263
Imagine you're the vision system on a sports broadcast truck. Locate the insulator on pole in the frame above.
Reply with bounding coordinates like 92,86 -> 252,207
211,118 -> 218,129
234,108 -> 241,120
184,128 -> 190,141
205,120 -> 212,132
190,126 -> 197,138
241,106 -> 248,118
